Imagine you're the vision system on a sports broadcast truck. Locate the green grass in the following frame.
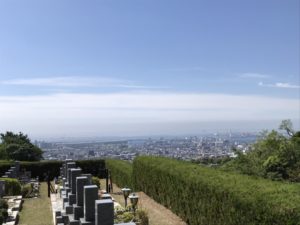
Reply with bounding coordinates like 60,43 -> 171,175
19,182 -> 53,225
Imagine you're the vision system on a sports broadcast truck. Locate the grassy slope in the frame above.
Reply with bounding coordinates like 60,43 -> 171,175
19,182 -> 53,225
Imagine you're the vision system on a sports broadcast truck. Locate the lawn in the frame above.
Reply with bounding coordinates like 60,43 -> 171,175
19,182 -> 53,225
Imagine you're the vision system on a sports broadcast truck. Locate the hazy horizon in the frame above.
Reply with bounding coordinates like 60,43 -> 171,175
1,119 -> 298,142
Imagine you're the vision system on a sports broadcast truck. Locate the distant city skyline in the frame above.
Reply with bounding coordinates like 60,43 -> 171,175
0,0 -> 299,138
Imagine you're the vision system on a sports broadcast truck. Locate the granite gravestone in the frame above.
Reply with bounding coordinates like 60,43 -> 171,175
71,168 -> 82,194
80,185 -> 98,225
0,180 -> 5,197
95,199 -> 114,225
67,163 -> 76,187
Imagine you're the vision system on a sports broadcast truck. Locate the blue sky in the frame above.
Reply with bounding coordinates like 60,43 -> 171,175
0,0 -> 299,138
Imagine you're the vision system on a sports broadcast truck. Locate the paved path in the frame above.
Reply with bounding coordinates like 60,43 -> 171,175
50,191 -> 63,225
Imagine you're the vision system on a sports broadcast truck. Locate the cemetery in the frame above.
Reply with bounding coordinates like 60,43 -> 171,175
2,156 -> 300,225
0,161 -> 24,225
53,160 -> 145,225
0,160 -> 149,225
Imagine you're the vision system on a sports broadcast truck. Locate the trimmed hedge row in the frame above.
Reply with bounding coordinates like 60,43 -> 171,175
0,178 -> 21,195
133,156 -> 300,225
0,160 -> 62,180
76,159 -> 105,178
21,161 -> 62,180
0,161 -> 13,177
0,159 -> 105,181
106,159 -> 133,189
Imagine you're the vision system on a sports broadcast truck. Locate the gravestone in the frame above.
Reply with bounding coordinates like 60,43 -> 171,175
100,194 -> 112,200
71,168 -> 82,194
65,168 -> 82,214
76,177 -> 88,206
65,160 -> 74,175
11,167 -> 16,178
60,167 -> 64,177
15,161 -> 20,177
66,162 -> 76,187
81,174 -> 92,185
62,163 -> 75,213
5,171 -> 11,178
0,180 -> 5,197
80,185 -> 98,225
95,199 -> 114,225
72,176 -> 89,220
62,178 -> 67,187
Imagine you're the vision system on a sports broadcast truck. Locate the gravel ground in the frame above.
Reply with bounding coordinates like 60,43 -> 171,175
100,179 -> 187,225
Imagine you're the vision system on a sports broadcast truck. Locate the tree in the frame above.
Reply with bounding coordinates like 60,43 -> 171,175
279,119 -> 295,136
0,132 -> 43,161
222,120 -> 300,182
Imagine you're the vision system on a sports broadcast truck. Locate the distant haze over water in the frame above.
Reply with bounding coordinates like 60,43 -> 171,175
14,119 -> 299,142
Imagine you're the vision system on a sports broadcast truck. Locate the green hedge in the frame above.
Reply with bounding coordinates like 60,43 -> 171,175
76,159 -> 105,177
20,161 -> 62,181
0,161 -> 13,177
133,156 -> 300,225
106,159 -> 133,189
0,178 -> 21,195
0,159 -> 105,181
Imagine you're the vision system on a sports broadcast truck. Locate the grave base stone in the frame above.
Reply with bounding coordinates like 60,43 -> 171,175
79,218 -> 94,225
73,205 -> 83,220
68,214 -> 80,225
63,197 -> 69,208
65,203 -> 73,214
62,214 -> 70,224
69,220 -> 80,225
68,193 -> 76,205
56,216 -> 63,224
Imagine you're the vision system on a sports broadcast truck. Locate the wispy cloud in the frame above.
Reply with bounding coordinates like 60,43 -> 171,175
240,73 -> 271,79
0,76 -> 166,89
0,92 -> 298,137
258,82 -> 300,89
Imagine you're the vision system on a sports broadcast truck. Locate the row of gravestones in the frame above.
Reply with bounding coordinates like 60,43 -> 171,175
56,160 -> 135,225
1,161 -> 20,179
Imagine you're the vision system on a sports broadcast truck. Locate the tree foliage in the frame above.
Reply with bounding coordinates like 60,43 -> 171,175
222,120 -> 300,181
0,132 -> 43,161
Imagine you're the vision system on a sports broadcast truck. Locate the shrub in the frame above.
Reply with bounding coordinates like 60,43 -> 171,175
0,178 -> 21,195
92,176 -> 100,189
0,208 -> 8,224
136,209 -> 149,225
21,183 -> 32,198
0,199 -> 8,209
106,159 -> 133,189
133,156 -> 300,225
